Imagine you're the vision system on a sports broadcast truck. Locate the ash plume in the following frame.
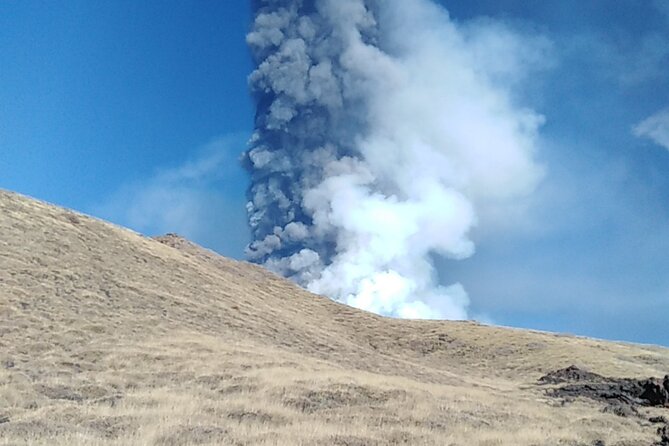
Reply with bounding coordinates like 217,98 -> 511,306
244,0 -> 546,319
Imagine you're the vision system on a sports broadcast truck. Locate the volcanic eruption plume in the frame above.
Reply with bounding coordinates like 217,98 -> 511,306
245,0 -> 546,319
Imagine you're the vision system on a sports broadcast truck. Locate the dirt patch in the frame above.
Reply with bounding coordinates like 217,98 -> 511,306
218,383 -> 259,396
216,376 -> 259,396
384,430 -> 425,445
601,402 -> 639,418
285,384 -> 405,413
34,383 -> 116,404
406,333 -> 463,355
79,384 -> 112,400
84,415 -> 137,439
195,373 -> 234,390
35,384 -> 84,402
155,425 -> 228,446
320,434 -> 379,446
226,409 -> 285,425
0,419 -> 72,438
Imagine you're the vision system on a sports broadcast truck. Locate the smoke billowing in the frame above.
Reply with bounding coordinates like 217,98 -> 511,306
245,0 -> 546,319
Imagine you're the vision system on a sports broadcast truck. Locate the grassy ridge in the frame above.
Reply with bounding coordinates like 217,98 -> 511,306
0,190 -> 667,445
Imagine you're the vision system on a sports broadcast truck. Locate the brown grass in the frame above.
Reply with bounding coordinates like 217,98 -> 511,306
0,189 -> 667,445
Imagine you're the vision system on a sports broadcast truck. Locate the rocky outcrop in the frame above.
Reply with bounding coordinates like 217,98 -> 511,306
540,366 -> 669,446
540,366 -> 669,408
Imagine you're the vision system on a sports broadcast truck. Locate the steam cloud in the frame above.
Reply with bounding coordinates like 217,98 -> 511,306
245,0 -> 545,319
634,108 -> 669,151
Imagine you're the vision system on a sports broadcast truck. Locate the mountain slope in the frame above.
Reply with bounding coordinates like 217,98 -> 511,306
0,190 -> 667,445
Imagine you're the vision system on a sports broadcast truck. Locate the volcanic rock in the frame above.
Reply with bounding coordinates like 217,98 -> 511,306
539,365 -> 604,384
640,379 -> 669,407
540,366 -> 669,409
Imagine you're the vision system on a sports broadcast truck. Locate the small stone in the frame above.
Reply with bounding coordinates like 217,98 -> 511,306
650,416 -> 668,424
0,415 -> 9,424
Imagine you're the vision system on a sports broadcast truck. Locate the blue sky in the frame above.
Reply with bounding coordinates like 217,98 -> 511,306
0,0 -> 253,253
1,1 -> 668,346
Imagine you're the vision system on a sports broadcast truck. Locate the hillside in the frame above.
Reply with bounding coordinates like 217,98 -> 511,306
0,189 -> 668,445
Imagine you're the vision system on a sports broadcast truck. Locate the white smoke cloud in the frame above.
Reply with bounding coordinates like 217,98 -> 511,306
634,108 -> 669,151
246,0 -> 548,320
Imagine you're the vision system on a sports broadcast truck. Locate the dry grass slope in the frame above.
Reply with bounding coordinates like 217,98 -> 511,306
0,189 -> 668,445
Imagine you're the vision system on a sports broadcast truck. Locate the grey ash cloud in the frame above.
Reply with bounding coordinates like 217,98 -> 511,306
244,0 -> 548,319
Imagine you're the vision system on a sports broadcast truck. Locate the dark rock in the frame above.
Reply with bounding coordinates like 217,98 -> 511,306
0,415 -> 9,424
650,416 -> 668,424
541,367 -> 669,446
541,366 -> 669,408
592,440 -> 605,446
539,365 -> 604,385
640,379 -> 669,407
655,425 -> 669,446
547,380 -> 644,406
